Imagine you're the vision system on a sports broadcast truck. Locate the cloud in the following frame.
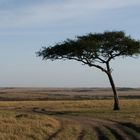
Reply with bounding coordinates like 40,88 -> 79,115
0,0 -> 140,29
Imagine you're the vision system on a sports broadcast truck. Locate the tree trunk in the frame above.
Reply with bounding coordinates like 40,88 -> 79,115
106,63 -> 120,110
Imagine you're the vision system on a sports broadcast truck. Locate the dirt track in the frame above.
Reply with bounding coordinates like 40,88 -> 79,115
33,108 -> 140,140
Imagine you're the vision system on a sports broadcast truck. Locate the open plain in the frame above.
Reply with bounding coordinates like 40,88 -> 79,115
0,87 -> 140,140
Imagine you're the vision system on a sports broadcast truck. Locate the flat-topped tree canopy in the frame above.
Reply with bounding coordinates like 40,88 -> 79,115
38,31 -> 140,66
37,31 -> 140,110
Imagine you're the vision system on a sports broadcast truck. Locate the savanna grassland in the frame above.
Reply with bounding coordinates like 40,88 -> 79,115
0,88 -> 140,140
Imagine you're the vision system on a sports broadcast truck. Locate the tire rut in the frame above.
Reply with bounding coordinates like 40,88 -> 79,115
32,108 -> 63,140
105,125 -> 127,140
115,124 -> 140,140
77,129 -> 85,140
94,127 -> 109,140
88,118 -> 140,140
47,121 -> 64,140
94,124 -> 133,140
32,108 -> 140,140
47,123 -> 63,140
66,116 -> 140,140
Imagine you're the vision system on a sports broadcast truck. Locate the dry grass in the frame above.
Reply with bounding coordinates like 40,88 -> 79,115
0,99 -> 140,122
0,87 -> 140,101
52,119 -> 82,140
0,99 -> 139,110
0,88 -> 139,139
0,111 -> 59,140
0,99 -> 139,139
0,100 -> 113,110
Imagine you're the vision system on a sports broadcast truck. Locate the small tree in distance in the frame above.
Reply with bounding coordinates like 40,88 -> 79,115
37,31 -> 140,110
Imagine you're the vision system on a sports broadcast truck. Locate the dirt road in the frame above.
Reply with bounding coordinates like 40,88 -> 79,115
33,108 -> 140,140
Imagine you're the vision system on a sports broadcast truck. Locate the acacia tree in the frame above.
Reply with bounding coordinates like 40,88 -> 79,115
37,31 -> 140,110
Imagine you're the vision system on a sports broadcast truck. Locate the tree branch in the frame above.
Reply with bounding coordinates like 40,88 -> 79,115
107,51 -> 124,62
59,56 -> 108,74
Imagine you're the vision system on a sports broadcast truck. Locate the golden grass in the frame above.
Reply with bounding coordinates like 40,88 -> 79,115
53,119 -> 82,140
0,111 -> 59,140
0,99 -> 140,139
0,99 -> 140,123
0,99 -> 140,111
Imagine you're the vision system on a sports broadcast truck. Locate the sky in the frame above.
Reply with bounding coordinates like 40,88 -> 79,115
0,0 -> 140,87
